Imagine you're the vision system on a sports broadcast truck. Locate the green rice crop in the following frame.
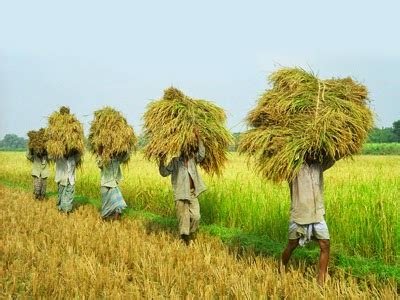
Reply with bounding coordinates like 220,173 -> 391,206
0,151 -> 398,266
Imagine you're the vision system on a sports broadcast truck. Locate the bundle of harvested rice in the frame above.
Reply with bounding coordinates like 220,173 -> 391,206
239,67 -> 374,182
143,87 -> 233,175
46,106 -> 85,160
27,128 -> 48,156
88,106 -> 137,164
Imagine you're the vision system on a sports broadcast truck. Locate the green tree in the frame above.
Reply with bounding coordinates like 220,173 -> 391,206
0,134 -> 28,150
137,135 -> 148,149
392,120 -> 400,142
367,127 -> 396,143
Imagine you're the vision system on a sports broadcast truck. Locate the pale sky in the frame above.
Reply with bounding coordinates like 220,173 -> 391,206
1,0 -> 399,138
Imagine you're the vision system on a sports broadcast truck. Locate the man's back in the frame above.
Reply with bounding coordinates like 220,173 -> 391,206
289,162 -> 329,225
55,155 -> 77,185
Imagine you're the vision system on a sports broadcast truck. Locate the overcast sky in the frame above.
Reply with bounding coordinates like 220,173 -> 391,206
1,0 -> 399,138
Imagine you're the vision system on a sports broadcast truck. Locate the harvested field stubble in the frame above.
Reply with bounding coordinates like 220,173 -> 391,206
0,185 -> 397,298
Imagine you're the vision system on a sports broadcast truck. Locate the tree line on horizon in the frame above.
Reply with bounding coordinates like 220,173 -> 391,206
1,120 -> 400,151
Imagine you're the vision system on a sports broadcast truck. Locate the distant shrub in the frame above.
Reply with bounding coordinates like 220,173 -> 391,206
362,143 -> 400,155
0,134 -> 27,150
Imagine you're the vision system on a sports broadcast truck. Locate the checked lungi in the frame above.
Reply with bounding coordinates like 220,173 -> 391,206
33,177 -> 47,199
57,184 -> 75,213
288,220 -> 330,246
101,186 -> 127,218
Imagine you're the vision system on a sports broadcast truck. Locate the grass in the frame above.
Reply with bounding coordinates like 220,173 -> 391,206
0,152 -> 398,282
1,175 -> 398,283
0,185 -> 398,298
0,148 -> 26,152
362,143 -> 400,155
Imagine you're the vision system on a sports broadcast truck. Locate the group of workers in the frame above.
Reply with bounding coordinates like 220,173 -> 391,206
26,131 -> 334,285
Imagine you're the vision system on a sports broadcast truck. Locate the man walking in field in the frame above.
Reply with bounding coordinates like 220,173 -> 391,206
55,150 -> 81,213
97,153 -> 128,220
282,157 -> 334,285
26,150 -> 50,200
159,130 -> 206,245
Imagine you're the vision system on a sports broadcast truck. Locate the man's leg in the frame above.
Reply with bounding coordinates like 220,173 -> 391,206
57,184 -> 63,208
112,186 -> 126,220
33,176 -> 40,199
282,221 -> 302,269
175,200 -> 190,244
188,197 -> 201,239
101,186 -> 125,220
317,239 -> 330,285
65,184 -> 75,212
314,221 -> 330,285
40,178 -> 47,199
100,186 -> 110,218
282,239 -> 299,268
32,177 -> 36,197
58,184 -> 74,213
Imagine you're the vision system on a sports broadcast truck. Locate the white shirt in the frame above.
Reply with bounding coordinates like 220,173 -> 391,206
55,154 -> 79,186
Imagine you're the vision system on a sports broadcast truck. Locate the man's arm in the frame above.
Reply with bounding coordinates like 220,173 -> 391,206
322,157 -> 335,171
159,157 -> 174,177
41,154 -> 49,165
96,157 -> 103,169
119,152 -> 131,164
193,128 -> 205,163
74,152 -> 82,165
195,140 -> 205,163
26,150 -> 33,161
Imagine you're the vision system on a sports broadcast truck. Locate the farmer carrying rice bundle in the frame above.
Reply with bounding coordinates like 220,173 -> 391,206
144,87 -> 232,245
239,67 -> 374,284
88,106 -> 137,220
46,106 -> 85,213
26,128 -> 50,200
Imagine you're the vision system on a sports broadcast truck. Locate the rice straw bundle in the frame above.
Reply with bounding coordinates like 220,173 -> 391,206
88,107 -> 137,164
239,67 -> 374,182
46,106 -> 85,160
143,87 -> 233,175
27,128 -> 48,156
